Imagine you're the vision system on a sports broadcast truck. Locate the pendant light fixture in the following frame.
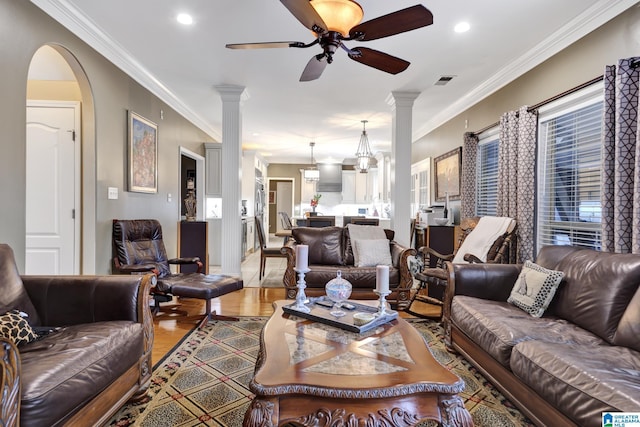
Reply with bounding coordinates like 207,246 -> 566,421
355,120 -> 372,173
304,142 -> 320,182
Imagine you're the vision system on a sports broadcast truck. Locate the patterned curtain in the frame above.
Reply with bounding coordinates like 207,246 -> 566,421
601,57 -> 640,253
497,106 -> 537,262
461,132 -> 479,219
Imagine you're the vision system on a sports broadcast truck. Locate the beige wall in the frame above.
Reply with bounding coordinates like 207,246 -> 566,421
412,5 -> 640,205
0,0 -> 215,272
268,163 -> 308,209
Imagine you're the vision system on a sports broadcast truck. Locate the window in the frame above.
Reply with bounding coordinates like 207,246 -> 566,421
476,128 -> 499,216
537,83 -> 603,250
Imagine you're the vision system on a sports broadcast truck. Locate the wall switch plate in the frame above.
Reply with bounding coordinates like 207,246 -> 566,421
167,193 -> 172,202
108,187 -> 118,200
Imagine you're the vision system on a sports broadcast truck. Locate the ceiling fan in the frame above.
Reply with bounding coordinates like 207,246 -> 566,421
226,0 -> 433,82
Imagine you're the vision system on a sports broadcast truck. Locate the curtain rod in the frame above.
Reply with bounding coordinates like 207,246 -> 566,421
470,75 -> 604,136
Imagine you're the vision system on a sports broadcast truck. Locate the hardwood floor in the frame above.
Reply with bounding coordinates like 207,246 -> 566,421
150,234 -> 440,365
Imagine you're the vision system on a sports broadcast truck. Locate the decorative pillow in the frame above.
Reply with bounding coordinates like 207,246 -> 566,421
353,239 -> 392,267
347,224 -> 387,264
508,261 -> 564,317
0,310 -> 38,346
408,254 -> 424,277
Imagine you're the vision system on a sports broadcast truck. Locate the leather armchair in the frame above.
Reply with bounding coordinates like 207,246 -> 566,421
0,244 -> 154,427
112,219 -> 203,278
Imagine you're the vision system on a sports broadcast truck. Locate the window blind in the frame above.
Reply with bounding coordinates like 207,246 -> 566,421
537,98 -> 603,250
476,132 -> 499,216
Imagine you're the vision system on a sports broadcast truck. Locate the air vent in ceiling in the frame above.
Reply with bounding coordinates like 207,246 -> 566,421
435,75 -> 455,86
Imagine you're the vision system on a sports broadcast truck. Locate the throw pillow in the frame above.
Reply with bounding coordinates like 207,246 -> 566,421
508,261 -> 564,317
0,310 -> 38,346
353,239 -> 392,267
347,224 -> 387,264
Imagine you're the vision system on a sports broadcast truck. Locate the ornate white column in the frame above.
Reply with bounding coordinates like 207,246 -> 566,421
386,91 -> 420,247
215,84 -> 249,276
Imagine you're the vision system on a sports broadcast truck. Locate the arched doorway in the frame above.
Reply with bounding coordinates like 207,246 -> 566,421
26,44 -> 96,274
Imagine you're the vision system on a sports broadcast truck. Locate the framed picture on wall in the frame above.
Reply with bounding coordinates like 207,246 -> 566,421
128,111 -> 158,193
434,146 -> 462,202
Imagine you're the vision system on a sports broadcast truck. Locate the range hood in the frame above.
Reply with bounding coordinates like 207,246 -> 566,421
316,163 -> 342,192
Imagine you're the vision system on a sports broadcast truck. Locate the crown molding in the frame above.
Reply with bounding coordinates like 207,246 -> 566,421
30,0 -> 221,141
30,0 -> 636,146
412,0 -> 639,142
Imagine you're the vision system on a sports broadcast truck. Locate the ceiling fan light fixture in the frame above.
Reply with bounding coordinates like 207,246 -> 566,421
310,0 -> 364,37
355,120 -> 372,173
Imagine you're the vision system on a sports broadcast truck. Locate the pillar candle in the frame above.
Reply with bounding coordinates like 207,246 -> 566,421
376,265 -> 389,293
295,244 -> 308,271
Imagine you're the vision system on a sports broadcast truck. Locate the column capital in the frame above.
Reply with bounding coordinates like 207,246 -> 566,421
215,84 -> 250,102
386,91 -> 420,108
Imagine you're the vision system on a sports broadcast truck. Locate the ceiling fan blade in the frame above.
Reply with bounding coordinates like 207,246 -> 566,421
226,41 -> 305,49
349,5 -> 433,41
348,47 -> 410,75
280,0 -> 327,33
300,55 -> 328,82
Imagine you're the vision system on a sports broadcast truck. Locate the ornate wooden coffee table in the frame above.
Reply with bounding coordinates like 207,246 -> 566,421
244,300 -> 473,427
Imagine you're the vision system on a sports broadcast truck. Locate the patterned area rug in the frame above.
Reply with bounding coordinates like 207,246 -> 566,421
106,317 -> 534,427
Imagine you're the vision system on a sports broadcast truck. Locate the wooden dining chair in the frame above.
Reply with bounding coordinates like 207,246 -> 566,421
307,216 -> 336,227
255,216 -> 287,280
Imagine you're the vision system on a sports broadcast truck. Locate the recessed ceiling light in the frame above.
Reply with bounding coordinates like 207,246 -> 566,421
454,22 -> 470,33
176,13 -> 193,25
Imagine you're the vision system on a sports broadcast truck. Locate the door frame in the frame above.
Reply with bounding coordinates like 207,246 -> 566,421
267,177 -> 294,233
26,100 -> 81,274
179,147 -> 205,221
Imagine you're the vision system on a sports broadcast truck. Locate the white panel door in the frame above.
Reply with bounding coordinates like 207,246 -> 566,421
25,103 -> 79,274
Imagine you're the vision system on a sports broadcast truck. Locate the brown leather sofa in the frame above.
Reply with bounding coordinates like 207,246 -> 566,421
282,226 -> 416,309
0,244 -> 154,427
443,245 -> 640,427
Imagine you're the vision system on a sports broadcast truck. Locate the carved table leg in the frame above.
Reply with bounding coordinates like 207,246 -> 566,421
244,398 -> 276,427
439,395 -> 473,427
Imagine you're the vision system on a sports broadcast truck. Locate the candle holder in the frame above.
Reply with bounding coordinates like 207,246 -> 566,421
374,289 -> 391,316
293,268 -> 311,313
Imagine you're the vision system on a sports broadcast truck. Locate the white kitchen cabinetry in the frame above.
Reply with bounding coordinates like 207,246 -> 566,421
246,217 -> 255,255
356,168 -> 378,203
204,142 -> 222,197
342,168 -> 378,203
341,170 -> 356,203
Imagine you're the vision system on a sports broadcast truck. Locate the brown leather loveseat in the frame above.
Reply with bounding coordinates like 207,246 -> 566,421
443,245 -> 640,427
0,244 -> 154,427
282,226 -> 415,309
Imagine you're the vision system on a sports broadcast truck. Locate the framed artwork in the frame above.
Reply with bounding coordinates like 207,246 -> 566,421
434,146 -> 462,202
268,191 -> 276,204
128,111 -> 158,193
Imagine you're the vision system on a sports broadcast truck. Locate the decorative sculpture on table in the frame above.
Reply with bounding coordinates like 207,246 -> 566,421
184,177 -> 196,221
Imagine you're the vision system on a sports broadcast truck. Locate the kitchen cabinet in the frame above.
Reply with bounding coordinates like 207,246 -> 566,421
341,170 -> 356,203
208,218 -> 222,265
178,221 -> 208,273
342,168 -> 378,203
204,142 -> 222,197
246,217 -> 255,254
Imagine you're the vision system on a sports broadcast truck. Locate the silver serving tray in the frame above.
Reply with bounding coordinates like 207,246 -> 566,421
283,296 -> 398,333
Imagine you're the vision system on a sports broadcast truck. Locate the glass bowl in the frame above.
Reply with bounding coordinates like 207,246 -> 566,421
325,270 -> 352,317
